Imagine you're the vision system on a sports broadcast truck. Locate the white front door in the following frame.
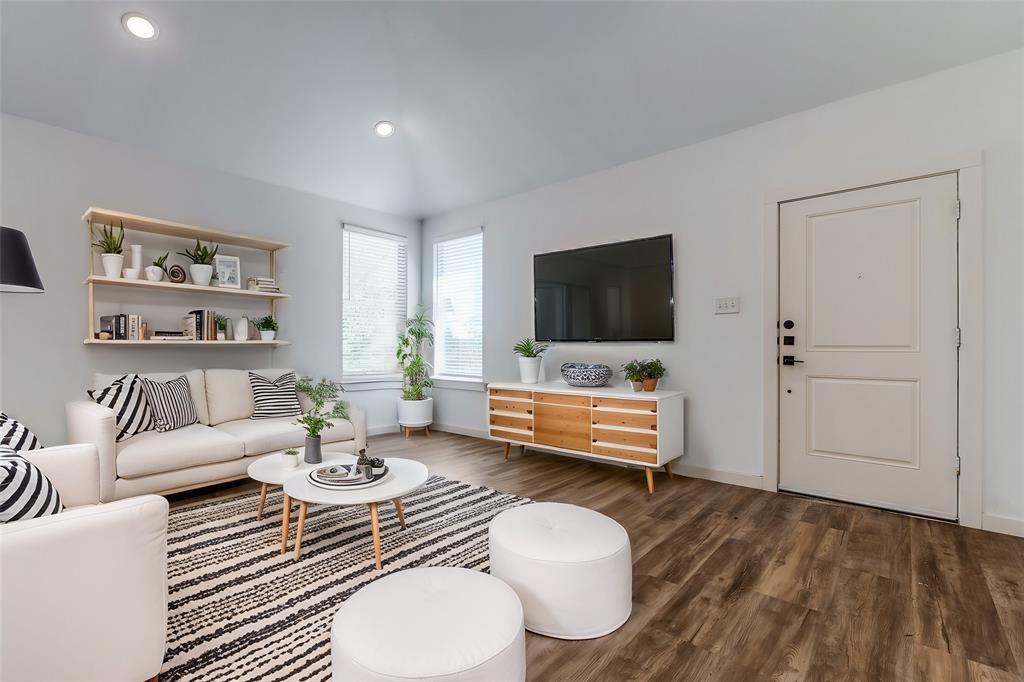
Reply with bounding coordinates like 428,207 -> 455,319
778,173 -> 959,519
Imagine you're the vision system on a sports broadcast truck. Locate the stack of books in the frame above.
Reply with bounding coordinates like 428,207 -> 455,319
247,277 -> 280,293
100,314 -> 148,341
181,309 -> 218,341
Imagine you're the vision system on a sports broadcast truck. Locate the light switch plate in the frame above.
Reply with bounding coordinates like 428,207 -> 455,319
715,296 -> 741,315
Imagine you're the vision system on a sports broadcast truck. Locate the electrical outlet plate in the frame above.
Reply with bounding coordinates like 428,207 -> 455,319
715,296 -> 741,315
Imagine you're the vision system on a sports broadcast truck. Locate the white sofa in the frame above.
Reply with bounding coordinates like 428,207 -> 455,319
0,443 -> 168,682
67,368 -> 367,502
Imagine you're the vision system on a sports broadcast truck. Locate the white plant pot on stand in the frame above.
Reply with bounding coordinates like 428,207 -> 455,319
518,357 -> 542,384
100,253 -> 124,279
397,397 -> 433,438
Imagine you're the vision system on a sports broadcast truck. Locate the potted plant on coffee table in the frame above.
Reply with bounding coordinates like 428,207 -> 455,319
641,359 -> 666,392
512,338 -> 547,384
92,223 -> 125,279
622,360 -> 645,392
396,306 -> 434,436
177,239 -> 219,286
295,376 -> 350,464
255,315 -> 278,341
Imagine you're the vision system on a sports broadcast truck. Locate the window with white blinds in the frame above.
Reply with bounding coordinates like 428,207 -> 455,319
342,225 -> 408,379
433,231 -> 483,379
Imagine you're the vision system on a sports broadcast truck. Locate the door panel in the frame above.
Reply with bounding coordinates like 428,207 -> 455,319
779,173 -> 958,519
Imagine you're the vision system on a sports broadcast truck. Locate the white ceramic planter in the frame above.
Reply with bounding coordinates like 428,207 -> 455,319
397,397 -> 433,427
518,357 -> 542,384
216,331 -> 226,341
130,244 -> 144,270
122,268 -> 140,280
260,330 -> 276,341
144,266 -> 164,281
234,316 -> 249,341
101,253 -> 124,278
189,263 -> 214,286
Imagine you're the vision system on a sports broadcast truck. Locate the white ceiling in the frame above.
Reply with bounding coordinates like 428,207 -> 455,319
3,2 -> 1023,219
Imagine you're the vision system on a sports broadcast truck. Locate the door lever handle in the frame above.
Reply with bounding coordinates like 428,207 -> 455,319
782,356 -> 804,366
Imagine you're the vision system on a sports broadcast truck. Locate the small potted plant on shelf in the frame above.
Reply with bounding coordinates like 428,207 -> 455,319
177,239 -> 219,286
622,360 -> 645,392
215,314 -> 229,341
281,448 -> 300,469
294,376 -> 349,464
396,306 -> 434,434
92,223 -> 125,278
255,315 -> 278,341
513,338 -> 547,384
641,359 -> 666,392
146,252 -> 169,282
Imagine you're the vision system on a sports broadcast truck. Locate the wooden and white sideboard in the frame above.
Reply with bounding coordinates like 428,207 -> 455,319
486,381 -> 685,494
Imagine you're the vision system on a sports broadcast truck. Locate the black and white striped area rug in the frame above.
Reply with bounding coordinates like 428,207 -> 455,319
162,474 -> 531,681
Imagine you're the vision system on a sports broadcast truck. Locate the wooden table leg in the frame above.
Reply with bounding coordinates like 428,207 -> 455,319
292,501 -> 307,561
369,502 -> 382,569
664,461 -> 674,479
280,493 -> 291,554
393,498 -> 407,529
256,482 -> 268,520
405,427 -> 410,439
644,468 -> 655,495
503,442 -> 511,462
425,425 -> 431,437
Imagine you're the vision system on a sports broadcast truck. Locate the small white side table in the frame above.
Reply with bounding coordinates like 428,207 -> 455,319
246,448 -> 355,521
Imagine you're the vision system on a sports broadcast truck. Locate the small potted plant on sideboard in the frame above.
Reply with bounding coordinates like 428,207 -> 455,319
92,223 -> 125,278
641,359 -> 666,392
255,315 -> 278,341
396,306 -> 434,434
513,338 -> 547,384
622,360 -> 645,392
294,376 -> 349,464
177,239 -> 219,286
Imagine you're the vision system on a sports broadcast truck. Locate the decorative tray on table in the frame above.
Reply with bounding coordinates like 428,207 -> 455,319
307,464 -> 389,491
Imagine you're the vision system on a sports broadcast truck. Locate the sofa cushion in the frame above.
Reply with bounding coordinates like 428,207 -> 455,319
249,371 -> 302,419
205,368 -> 295,426
87,374 -> 155,442
0,412 -> 42,451
0,449 -> 63,522
116,424 -> 243,478
216,417 -> 355,457
94,370 -> 209,425
140,375 -> 198,432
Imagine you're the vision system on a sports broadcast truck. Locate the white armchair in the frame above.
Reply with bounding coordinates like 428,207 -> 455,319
0,443 -> 168,682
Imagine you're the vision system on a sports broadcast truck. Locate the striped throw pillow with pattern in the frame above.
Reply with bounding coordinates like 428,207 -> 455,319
140,375 -> 198,432
87,374 -> 155,442
249,372 -> 303,419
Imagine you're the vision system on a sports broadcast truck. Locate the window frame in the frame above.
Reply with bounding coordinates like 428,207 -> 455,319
431,227 -> 484,382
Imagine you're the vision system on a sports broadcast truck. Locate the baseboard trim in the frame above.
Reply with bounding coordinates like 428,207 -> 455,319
982,512 -> 1024,538
432,423 -> 490,439
367,424 -> 401,437
674,463 -> 764,490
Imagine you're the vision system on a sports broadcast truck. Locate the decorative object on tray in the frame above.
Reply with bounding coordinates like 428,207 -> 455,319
255,315 -> 278,341
622,360 -> 645,392
281,448 -> 300,469
247,276 -> 280,292
145,252 -> 169,281
561,362 -> 612,387
294,376 -> 350,464
640,358 -> 665,392
178,239 -> 219,286
233,315 -> 249,341
397,305 -> 434,433
92,223 -> 125,278
167,263 -> 187,283
213,254 -> 241,288
513,338 -> 547,384
307,462 -> 389,490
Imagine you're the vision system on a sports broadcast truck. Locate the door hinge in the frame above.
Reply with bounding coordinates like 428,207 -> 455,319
954,199 -> 961,220
955,327 -> 962,348
955,455 -> 961,476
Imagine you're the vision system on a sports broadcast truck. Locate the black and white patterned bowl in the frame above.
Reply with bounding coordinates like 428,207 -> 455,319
560,363 -> 612,387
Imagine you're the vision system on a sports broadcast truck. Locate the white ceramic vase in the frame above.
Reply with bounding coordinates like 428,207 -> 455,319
234,316 -> 249,341
130,244 -> 144,270
101,253 -> 124,278
397,397 -> 433,427
518,357 -> 542,384
144,265 -> 164,281
260,330 -> 276,341
189,264 -> 214,286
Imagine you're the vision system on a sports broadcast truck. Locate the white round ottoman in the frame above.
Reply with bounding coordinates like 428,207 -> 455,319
331,567 -> 525,681
489,502 -> 632,639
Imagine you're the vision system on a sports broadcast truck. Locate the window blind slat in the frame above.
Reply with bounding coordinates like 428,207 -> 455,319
434,232 -> 483,379
343,227 -> 408,377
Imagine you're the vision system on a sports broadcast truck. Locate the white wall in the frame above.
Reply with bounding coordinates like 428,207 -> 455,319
423,50 -> 1024,523
0,115 -> 421,442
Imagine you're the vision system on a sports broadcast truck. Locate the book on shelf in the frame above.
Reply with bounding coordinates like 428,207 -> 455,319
246,277 -> 280,292
185,309 -> 218,341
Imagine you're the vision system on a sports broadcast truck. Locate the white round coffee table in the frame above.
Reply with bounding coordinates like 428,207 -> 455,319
247,449 -> 356,521
282,457 -> 429,569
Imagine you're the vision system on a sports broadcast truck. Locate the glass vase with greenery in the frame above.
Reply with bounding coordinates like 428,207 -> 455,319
294,376 -> 349,463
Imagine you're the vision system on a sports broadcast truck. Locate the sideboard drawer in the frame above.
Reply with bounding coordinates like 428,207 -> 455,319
489,388 -> 533,400
533,392 -> 590,408
490,428 -> 533,444
489,399 -> 534,415
592,427 -> 658,450
591,443 -> 658,464
592,411 -> 658,430
592,397 -> 658,413
489,414 -> 534,432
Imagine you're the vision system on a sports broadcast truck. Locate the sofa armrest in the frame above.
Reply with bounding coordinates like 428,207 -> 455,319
65,400 -> 118,502
22,443 -> 100,507
0,495 -> 168,682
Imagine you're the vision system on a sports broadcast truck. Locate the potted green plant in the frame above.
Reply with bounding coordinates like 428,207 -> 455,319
177,239 -> 219,286
215,314 -> 229,341
512,338 -> 547,384
145,252 -> 169,282
396,306 -> 434,432
281,448 -> 300,469
255,315 -> 278,341
294,376 -> 349,464
622,360 -> 645,392
92,223 -> 125,278
641,359 -> 666,392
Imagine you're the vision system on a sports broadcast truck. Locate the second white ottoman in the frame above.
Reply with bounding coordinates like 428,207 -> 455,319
489,502 -> 631,639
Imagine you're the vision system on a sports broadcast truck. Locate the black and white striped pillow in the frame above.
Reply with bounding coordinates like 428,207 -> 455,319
87,374 -> 155,442
140,375 -> 198,432
249,371 -> 302,419
0,413 -> 42,451
0,449 -> 63,523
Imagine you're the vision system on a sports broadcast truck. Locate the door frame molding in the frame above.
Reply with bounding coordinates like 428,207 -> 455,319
760,153 -> 983,528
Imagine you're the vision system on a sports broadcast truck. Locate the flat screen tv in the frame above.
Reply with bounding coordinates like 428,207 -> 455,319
534,234 -> 674,342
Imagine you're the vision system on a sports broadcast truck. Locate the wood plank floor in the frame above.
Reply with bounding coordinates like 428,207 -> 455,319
176,431 -> 1024,681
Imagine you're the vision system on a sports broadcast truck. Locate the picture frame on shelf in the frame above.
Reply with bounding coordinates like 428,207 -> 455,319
214,254 -> 241,288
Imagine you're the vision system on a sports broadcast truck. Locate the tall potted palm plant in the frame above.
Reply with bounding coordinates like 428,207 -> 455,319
396,306 -> 434,432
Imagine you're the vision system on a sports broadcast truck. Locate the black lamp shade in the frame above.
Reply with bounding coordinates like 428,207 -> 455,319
1,226 -> 44,293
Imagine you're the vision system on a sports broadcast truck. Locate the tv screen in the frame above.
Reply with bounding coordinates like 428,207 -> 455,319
534,235 -> 674,342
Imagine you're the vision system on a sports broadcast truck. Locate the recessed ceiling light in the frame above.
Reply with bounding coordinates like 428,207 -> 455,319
374,121 -> 395,138
122,13 -> 158,40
